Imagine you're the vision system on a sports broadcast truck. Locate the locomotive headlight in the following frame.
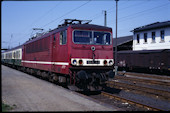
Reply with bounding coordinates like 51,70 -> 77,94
79,59 -> 83,65
109,60 -> 113,65
72,60 -> 77,65
103,60 -> 107,65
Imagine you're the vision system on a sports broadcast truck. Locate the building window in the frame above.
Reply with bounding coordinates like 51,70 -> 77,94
151,32 -> 155,43
137,34 -> 140,44
144,33 -> 147,43
160,30 -> 165,42
60,30 -> 67,45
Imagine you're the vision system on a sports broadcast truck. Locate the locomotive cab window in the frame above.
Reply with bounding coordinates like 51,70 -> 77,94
94,32 -> 111,45
60,30 -> 67,45
74,30 -> 92,44
73,30 -> 111,45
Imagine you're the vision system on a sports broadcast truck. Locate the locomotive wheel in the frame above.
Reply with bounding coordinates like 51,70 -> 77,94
36,70 -> 42,78
41,72 -> 48,78
30,69 -> 34,75
52,74 -> 58,82
26,68 -> 30,73
48,74 -> 54,82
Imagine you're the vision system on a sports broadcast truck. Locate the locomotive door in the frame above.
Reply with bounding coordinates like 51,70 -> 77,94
51,30 -> 68,74
57,30 -> 68,74
52,33 -> 58,72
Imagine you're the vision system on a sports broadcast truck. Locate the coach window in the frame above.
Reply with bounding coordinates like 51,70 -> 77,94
144,33 -> 147,43
13,52 -> 16,59
60,30 -> 67,45
16,51 -> 19,59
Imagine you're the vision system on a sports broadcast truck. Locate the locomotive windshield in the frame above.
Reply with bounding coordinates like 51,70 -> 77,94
73,30 -> 111,45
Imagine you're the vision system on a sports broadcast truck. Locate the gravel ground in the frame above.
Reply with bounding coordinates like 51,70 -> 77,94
2,65 -> 118,111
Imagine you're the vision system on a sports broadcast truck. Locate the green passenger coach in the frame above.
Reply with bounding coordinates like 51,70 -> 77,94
2,46 -> 22,68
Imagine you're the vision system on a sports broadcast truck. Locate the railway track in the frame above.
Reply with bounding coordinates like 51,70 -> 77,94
118,71 -> 170,80
106,80 -> 170,100
100,91 -> 164,111
114,75 -> 170,86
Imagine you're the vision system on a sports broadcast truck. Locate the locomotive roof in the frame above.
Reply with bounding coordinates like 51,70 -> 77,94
70,24 -> 112,31
24,24 -> 112,45
2,23 -> 112,53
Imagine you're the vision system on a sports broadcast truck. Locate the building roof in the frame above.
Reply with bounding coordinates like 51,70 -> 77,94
132,20 -> 170,32
113,35 -> 133,47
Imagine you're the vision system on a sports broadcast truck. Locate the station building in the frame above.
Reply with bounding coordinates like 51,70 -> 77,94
131,21 -> 170,51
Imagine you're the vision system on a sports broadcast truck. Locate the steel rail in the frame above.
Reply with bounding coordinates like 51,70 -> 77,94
114,76 -> 170,86
118,71 -> 170,80
101,91 -> 163,111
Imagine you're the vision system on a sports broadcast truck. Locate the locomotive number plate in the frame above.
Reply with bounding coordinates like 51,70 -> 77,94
87,61 -> 100,64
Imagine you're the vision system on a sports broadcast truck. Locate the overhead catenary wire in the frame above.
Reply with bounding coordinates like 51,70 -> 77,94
40,0 -> 91,29
11,1 -> 63,45
3,0 -> 169,49
119,3 -> 170,21
24,1 -> 63,31
107,2 -> 170,24
11,1 -> 91,46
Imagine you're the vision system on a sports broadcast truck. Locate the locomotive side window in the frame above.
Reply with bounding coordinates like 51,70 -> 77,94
60,30 -> 67,45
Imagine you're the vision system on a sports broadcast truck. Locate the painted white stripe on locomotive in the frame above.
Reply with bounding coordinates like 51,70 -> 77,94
21,60 -> 69,65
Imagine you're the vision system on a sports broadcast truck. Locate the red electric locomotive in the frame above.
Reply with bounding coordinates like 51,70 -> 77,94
9,19 -> 115,91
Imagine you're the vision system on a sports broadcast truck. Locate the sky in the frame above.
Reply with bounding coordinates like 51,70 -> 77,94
2,0 -> 170,49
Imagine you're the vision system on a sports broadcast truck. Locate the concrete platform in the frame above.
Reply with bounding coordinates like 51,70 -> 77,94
2,65 -> 120,111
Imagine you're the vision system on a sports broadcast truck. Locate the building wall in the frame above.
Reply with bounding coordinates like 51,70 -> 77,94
133,27 -> 170,51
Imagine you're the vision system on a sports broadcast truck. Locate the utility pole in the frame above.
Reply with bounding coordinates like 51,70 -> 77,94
104,10 -> 107,26
114,0 -> 119,76
9,34 -> 13,49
